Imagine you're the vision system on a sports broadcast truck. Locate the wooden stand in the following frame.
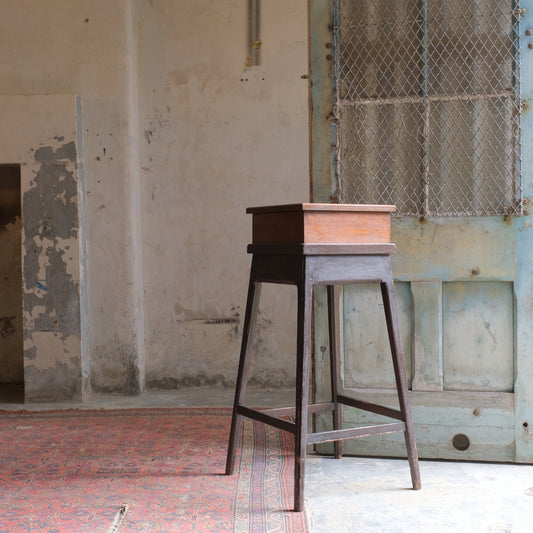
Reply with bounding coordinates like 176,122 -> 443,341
226,204 -> 421,511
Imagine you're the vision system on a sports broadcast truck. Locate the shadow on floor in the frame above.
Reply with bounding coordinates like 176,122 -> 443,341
0,383 -> 24,403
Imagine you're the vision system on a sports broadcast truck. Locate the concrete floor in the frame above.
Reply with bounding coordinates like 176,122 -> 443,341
1,387 -> 533,532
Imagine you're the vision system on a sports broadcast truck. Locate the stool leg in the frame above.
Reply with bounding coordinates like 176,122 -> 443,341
380,279 -> 421,490
293,276 -> 313,512
327,285 -> 343,459
226,277 -> 262,475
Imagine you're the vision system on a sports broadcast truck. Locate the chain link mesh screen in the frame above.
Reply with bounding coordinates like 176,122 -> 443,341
331,0 -> 523,216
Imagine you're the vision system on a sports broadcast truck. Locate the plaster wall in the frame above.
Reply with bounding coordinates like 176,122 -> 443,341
0,0 -> 309,398
137,0 -> 309,389
0,1 -> 144,396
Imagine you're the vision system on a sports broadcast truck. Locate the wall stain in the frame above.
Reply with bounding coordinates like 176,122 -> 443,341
147,374 -> 234,389
24,359 -> 81,401
203,317 -> 239,324
91,342 -> 142,394
0,316 -> 16,338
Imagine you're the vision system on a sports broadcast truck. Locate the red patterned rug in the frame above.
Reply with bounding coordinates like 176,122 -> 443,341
0,408 -> 307,532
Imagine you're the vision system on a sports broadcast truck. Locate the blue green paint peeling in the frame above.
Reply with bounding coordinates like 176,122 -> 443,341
310,0 -> 533,462
514,0 -> 533,461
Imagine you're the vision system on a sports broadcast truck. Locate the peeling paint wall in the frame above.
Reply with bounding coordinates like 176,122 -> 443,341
0,95 -> 83,401
0,0 -> 308,399
23,141 -> 82,401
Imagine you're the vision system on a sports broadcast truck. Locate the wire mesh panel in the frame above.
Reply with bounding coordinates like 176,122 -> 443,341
331,0 -> 523,216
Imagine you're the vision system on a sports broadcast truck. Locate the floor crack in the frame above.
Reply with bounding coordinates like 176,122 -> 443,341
108,502 -> 131,533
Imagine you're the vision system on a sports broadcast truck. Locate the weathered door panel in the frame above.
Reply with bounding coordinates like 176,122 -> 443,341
342,282 -> 412,389
443,282 -> 514,393
411,281 -> 442,392
318,390 -> 516,462
310,0 -> 533,462
391,217 -> 516,281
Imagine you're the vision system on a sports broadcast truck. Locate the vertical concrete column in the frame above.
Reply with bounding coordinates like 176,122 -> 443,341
124,0 -> 145,392
76,96 -> 91,401
84,0 -> 145,394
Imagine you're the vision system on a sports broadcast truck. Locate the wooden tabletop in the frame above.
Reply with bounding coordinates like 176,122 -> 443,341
246,203 -> 396,214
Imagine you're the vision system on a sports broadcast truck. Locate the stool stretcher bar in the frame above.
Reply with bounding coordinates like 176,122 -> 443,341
239,404 -> 407,445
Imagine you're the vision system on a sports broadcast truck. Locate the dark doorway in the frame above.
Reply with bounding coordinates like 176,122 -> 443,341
0,164 -> 23,402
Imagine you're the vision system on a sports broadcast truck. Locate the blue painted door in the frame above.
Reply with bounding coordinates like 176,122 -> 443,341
310,0 -> 533,462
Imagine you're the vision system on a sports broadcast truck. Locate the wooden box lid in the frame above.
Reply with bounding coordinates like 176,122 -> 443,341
247,203 -> 395,245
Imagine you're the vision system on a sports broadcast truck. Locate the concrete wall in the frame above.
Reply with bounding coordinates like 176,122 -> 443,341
0,0 -> 308,399
137,0 -> 309,389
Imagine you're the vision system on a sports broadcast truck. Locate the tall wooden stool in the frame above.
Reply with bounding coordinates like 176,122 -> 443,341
225,204 -> 421,512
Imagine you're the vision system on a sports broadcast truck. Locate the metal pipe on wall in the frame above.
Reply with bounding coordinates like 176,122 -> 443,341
247,0 -> 261,66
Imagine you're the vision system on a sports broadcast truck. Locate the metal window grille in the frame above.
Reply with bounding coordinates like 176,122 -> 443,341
331,0 -> 523,216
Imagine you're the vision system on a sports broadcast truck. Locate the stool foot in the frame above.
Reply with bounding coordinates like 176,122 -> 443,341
404,430 -> 421,490
333,445 -> 343,460
225,414 -> 241,476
